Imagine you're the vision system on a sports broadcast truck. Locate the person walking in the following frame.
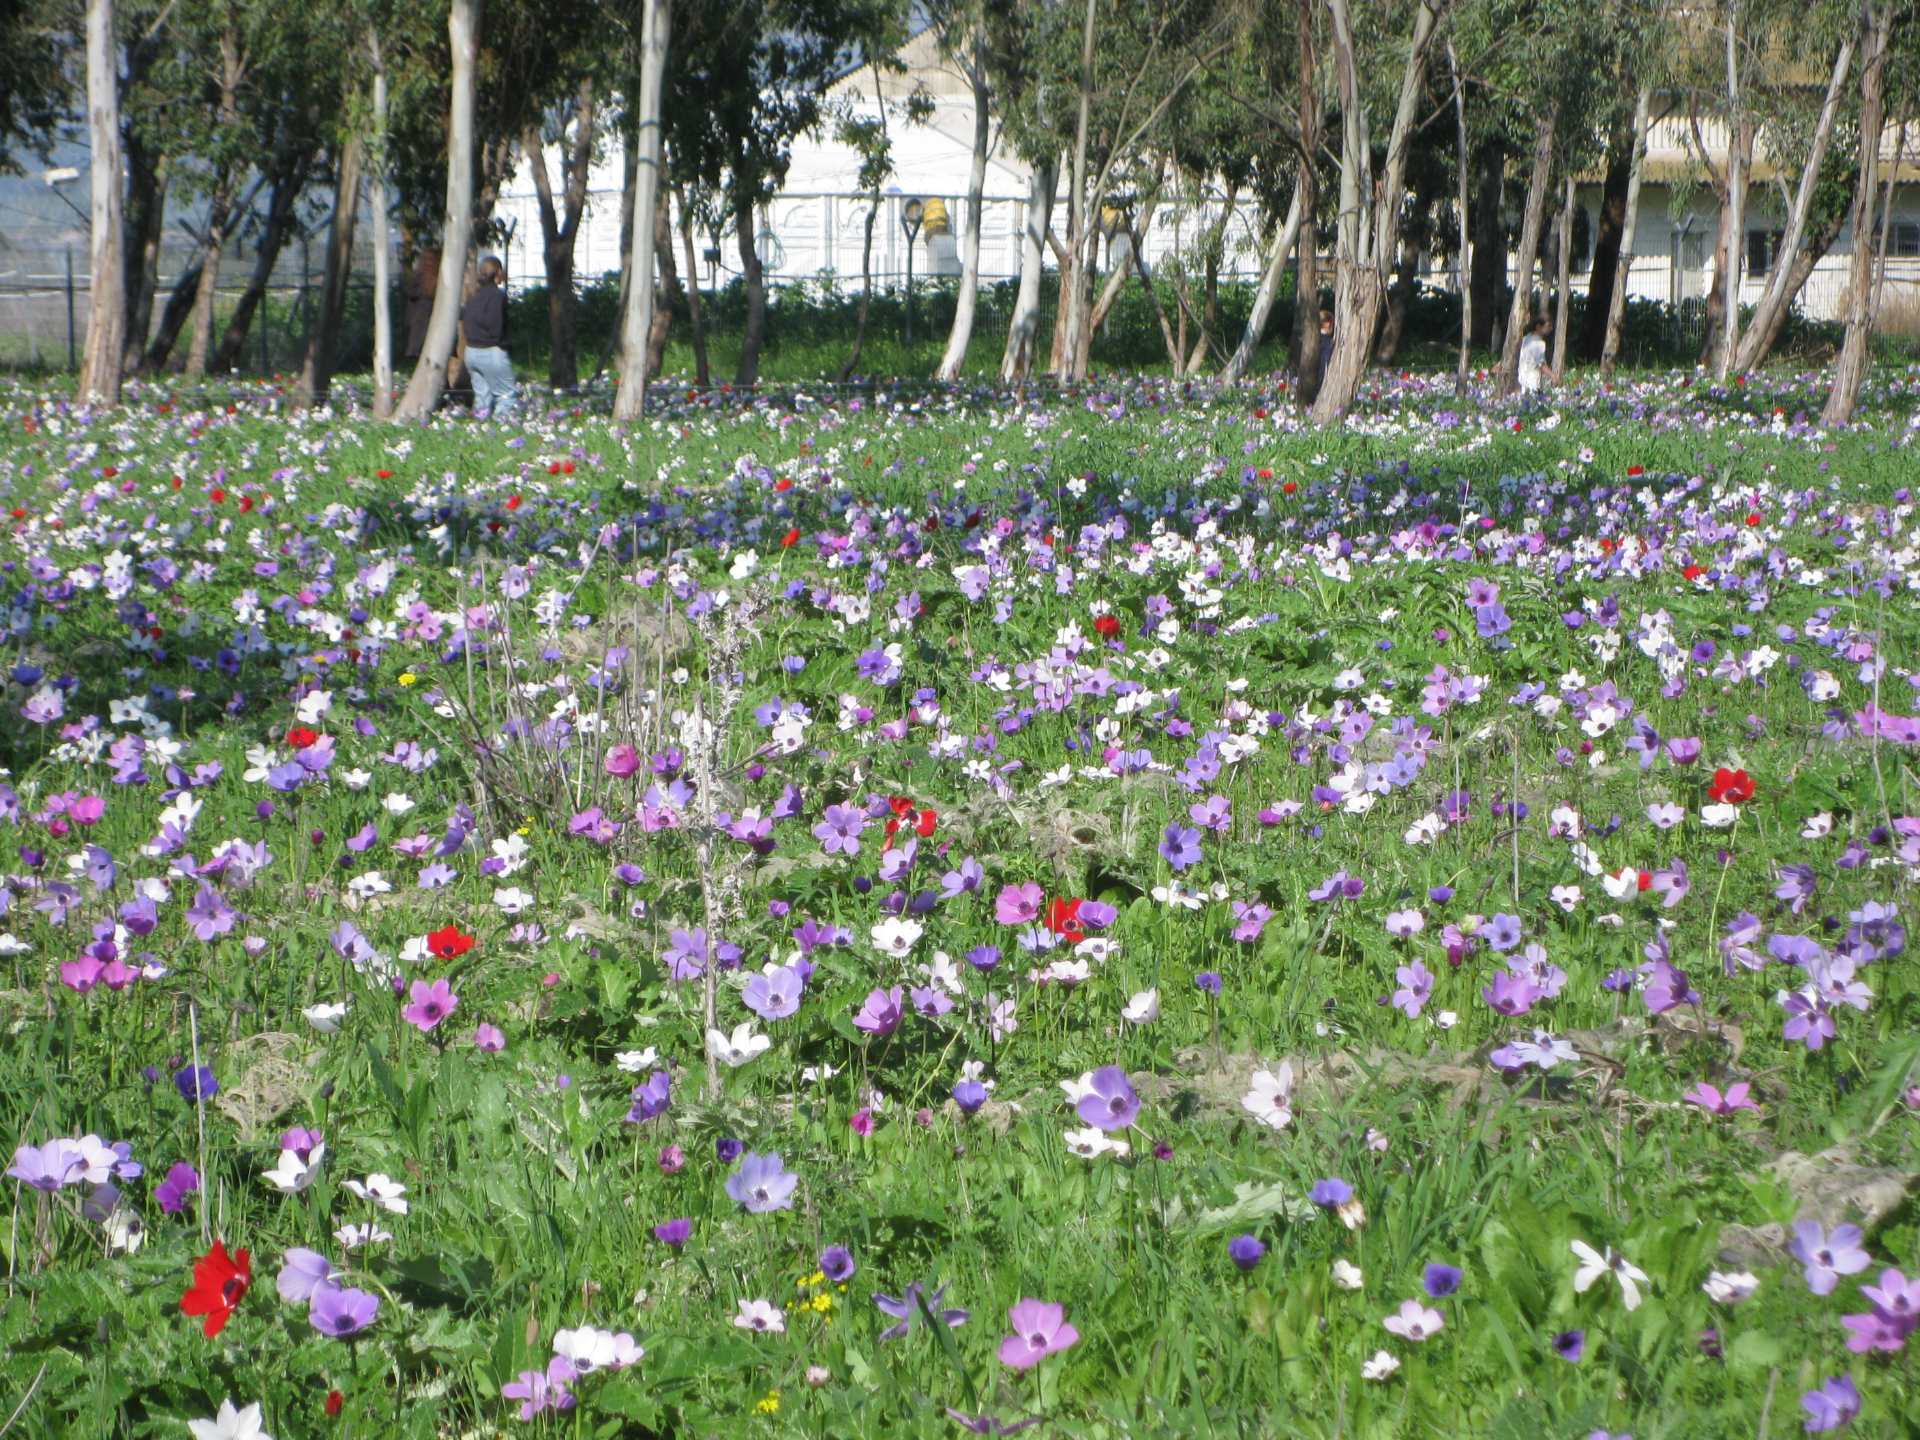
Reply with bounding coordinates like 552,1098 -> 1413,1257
460,255 -> 516,421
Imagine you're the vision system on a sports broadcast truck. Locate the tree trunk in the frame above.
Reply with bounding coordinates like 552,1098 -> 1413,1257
120,139 -> 167,372
1744,210 -> 1842,367
936,23 -> 990,382
841,191 -> 880,381
1373,222 -> 1421,363
369,32 -> 394,417
1551,174 -> 1573,379
1698,115 -> 1752,368
146,262 -> 203,371
1600,84 -> 1652,379
1048,229 -> 1072,373
78,0 -> 124,405
183,29 -> 244,380
1497,107 -> 1557,396
1579,125 -> 1632,361
733,191 -> 766,387
613,0 -> 669,416
1468,137 -> 1504,349
1699,196 -> 1733,366
1870,115 -> 1908,318
527,81 -> 597,391
183,175 -> 232,379
1002,157 -> 1055,381
212,169 -> 304,374
294,135 -> 364,409
1447,39 -> 1470,392
1822,2 -> 1892,426
613,121 -> 640,337
646,186 -> 679,379
154,171 -> 276,371
1291,0 -> 1321,393
1715,8 -> 1746,380
1186,181 -> 1235,373
1129,222 -> 1183,374
679,192 -> 710,387
1222,185 -> 1304,381
1735,32 -> 1855,372
395,0 -> 480,420
1311,0 -> 1437,424
1076,179 -> 1163,379
1058,0 -> 1099,382
526,138 -> 577,388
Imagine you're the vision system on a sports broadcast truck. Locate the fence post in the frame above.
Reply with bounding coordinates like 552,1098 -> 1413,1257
65,246 -> 77,371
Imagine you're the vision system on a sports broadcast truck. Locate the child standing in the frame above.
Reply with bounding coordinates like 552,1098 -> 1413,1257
1517,315 -> 1552,396
460,256 -> 516,420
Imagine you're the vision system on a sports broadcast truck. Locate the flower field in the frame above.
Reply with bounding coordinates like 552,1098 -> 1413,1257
2,368 -> 1919,1438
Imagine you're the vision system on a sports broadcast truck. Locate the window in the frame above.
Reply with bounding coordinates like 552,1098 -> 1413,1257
1892,223 -> 1920,259
1747,228 -> 1784,276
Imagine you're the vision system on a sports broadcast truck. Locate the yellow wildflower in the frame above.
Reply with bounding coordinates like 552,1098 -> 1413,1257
397,672 -> 417,686
755,1390 -> 781,1415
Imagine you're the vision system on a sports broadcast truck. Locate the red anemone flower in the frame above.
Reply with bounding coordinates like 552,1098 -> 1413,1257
1093,615 -> 1121,640
1046,897 -> 1086,945
181,1240 -> 251,1337
781,528 -> 801,548
427,924 -> 475,960
1708,768 -> 1755,805
285,726 -> 319,750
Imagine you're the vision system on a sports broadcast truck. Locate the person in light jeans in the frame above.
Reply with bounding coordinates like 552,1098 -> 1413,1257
460,255 -> 516,420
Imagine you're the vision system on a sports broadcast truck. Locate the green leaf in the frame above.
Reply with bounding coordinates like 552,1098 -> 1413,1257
1725,1328 -> 1782,1373
917,1286 -> 978,1411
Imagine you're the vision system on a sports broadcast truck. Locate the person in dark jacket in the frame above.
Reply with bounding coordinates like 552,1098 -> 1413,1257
1316,308 -> 1335,378
460,255 -> 515,420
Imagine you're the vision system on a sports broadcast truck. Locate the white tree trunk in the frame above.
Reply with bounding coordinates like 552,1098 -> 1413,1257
1716,6 -> 1746,380
614,0 -> 671,421
1001,158 -> 1054,382
1497,110 -> 1556,396
1601,83 -> 1651,379
1735,32 -> 1854,372
78,0 -> 125,406
1552,174 -> 1573,380
936,26 -> 990,383
395,0 -> 479,420
1222,185 -> 1304,382
370,35 -> 394,418
1448,38 -> 1471,393
1822,2 -> 1892,426
1057,0 -> 1099,381
1311,0 -> 1438,424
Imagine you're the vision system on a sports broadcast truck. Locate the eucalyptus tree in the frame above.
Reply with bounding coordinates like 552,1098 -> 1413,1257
78,0 -> 125,404
660,0 -> 901,387
930,0 -> 994,382
1731,0 -> 1861,372
1823,0 -> 1910,423
394,0 -> 480,420
611,0 -> 669,416
1308,0 -> 1444,422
